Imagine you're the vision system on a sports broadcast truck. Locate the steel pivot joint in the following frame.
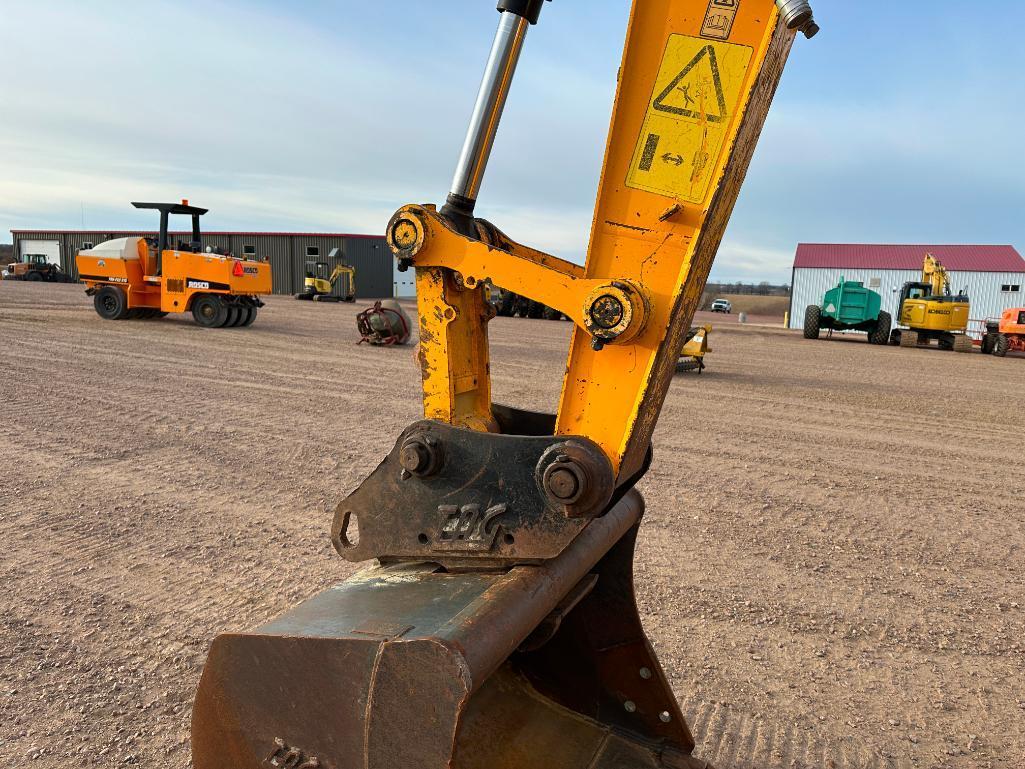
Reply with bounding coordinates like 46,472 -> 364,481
582,281 -> 650,352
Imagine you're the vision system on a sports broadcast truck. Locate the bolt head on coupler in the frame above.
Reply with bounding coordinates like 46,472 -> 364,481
399,435 -> 442,477
536,441 -> 614,519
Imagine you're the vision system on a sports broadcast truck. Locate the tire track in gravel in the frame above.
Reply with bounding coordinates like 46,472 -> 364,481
2,283 -> 1023,768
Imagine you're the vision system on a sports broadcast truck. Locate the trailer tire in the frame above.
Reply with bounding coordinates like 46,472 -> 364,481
803,305 -> 822,339
993,334 -> 1010,357
94,285 -> 129,320
869,311 -> 892,345
192,294 -> 228,328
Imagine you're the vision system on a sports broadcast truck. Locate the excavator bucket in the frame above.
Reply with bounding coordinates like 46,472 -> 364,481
194,489 -> 709,769
192,0 -> 814,766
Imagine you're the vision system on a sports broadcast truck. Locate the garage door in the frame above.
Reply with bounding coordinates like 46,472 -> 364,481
393,260 -> 415,298
20,240 -> 61,265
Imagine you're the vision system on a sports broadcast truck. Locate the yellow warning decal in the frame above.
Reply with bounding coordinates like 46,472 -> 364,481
627,35 -> 753,203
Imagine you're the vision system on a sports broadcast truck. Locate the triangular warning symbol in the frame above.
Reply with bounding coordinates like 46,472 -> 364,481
652,45 -> 728,123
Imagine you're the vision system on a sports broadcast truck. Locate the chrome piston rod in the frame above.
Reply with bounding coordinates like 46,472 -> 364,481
444,9 -> 530,217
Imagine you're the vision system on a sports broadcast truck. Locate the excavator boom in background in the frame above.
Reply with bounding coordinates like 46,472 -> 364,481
891,253 -> 972,351
192,1 -> 817,767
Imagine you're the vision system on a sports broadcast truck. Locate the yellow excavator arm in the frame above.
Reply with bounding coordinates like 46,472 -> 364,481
394,0 -> 815,479
922,253 -> 951,296
192,2 -> 817,767
328,262 -> 355,288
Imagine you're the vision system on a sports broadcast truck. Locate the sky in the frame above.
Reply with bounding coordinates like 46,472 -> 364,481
1,0 -> 1023,283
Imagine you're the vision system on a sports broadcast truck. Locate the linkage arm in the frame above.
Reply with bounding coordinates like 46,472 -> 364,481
390,0 -> 816,481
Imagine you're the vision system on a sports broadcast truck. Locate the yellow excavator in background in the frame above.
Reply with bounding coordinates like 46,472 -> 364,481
191,1 -> 818,767
890,253 -> 973,352
295,248 -> 356,302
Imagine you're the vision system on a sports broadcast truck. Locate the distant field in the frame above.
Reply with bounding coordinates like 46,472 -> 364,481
702,293 -> 790,317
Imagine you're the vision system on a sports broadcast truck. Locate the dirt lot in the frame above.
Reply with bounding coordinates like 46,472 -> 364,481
1,281 -> 1022,769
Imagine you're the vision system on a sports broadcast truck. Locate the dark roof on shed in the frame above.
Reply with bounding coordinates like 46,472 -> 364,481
794,244 -> 1025,273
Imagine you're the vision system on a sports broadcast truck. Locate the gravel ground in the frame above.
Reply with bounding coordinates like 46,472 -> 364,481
1,281 -> 1022,769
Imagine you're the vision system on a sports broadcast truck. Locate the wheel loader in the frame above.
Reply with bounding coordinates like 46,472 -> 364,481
2,253 -> 73,283
191,2 -> 819,767
75,201 -> 272,327
890,254 -> 973,352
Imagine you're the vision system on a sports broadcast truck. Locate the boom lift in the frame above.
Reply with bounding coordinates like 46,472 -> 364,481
296,249 -> 357,302
890,254 -> 972,352
192,1 -> 818,767
75,201 -> 272,327
983,308 -> 1025,356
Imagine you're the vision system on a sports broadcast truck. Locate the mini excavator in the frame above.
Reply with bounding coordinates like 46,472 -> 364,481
296,250 -> 357,302
191,1 -> 817,767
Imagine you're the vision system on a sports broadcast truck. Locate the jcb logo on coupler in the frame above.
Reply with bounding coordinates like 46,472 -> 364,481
266,738 -> 321,768
435,503 -> 507,553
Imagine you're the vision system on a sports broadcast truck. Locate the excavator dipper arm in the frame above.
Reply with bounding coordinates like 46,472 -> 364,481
192,2 -> 816,768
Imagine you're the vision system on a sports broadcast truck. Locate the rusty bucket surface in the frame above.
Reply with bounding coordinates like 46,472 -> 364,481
192,490 -> 710,769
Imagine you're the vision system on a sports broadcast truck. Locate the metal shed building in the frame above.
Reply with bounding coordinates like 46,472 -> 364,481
789,244 -> 1025,334
10,229 -> 395,299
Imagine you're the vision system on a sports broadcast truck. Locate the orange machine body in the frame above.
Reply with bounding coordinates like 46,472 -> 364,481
75,201 -> 272,327
77,238 -> 272,314
985,307 -> 1025,356
999,307 -> 1025,335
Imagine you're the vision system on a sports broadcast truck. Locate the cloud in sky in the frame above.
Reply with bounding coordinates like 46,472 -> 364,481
1,0 -> 1022,282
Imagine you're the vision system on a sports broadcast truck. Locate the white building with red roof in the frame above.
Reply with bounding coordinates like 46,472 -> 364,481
789,244 -> 1025,332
